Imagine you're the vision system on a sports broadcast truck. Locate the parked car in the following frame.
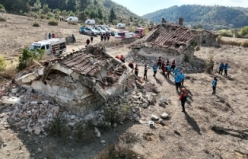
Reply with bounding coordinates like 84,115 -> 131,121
92,26 -> 106,34
79,26 -> 98,36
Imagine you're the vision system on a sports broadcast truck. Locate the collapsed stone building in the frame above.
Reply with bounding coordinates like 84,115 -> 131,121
15,45 -> 134,116
129,18 -> 218,70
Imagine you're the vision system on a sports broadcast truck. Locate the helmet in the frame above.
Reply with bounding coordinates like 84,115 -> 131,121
182,88 -> 186,91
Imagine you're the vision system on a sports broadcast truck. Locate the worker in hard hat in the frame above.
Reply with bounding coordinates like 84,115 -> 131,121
179,87 -> 187,112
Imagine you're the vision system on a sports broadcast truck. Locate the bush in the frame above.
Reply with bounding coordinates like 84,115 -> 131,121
0,4 -> 6,13
32,21 -> 40,27
73,121 -> 95,143
219,29 -> 233,37
67,21 -> 77,25
48,19 -> 58,26
17,47 -> 45,70
241,41 -> 248,48
205,55 -> 214,74
49,114 -> 68,137
0,15 -> 5,22
0,55 -> 6,71
40,14 -> 47,19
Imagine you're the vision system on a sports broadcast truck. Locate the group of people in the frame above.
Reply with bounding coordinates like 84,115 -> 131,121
86,36 -> 94,45
48,33 -> 55,39
100,33 -> 110,41
218,62 -> 229,76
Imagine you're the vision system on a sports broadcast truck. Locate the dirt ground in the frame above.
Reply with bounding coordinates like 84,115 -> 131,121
1,13 -> 248,159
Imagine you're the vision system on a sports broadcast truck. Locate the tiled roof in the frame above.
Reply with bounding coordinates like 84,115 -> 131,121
146,24 -> 196,47
130,23 -> 196,51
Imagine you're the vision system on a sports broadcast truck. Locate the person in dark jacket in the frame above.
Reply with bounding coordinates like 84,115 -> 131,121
100,34 -> 103,41
212,76 -> 217,94
219,62 -> 224,75
128,62 -> 134,73
90,36 -> 93,43
134,64 -> 139,76
52,33 -> 55,38
72,34 -> 76,43
48,33 -> 51,39
224,63 -> 229,77
171,59 -> 176,71
179,88 -> 187,112
86,39 -> 90,45
157,56 -> 162,69
144,64 -> 148,80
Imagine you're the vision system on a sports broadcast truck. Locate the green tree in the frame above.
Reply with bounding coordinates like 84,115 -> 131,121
109,7 -> 116,23
33,0 -> 41,11
98,8 -> 103,19
78,11 -> 87,20
94,0 -> 98,5
0,4 -> 6,12
79,0 -> 90,10
42,4 -> 50,14
240,26 -> 248,36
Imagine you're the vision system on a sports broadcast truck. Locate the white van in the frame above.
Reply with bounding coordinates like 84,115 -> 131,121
85,19 -> 95,25
66,16 -> 78,22
29,38 -> 66,56
116,23 -> 125,29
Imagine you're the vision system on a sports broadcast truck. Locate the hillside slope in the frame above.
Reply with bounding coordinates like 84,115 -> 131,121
143,5 -> 248,30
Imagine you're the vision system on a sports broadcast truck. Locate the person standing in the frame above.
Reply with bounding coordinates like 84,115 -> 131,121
48,33 -> 51,39
120,55 -> 125,63
144,64 -> 148,80
161,60 -> 166,75
153,63 -> 158,78
90,36 -> 93,43
180,70 -> 185,86
128,61 -> 134,72
157,56 -> 162,69
52,33 -> 55,38
173,67 -> 179,75
224,63 -> 229,77
219,62 -> 224,75
212,76 -> 218,95
171,59 -> 176,71
100,33 -> 103,41
179,88 -> 187,112
72,34 -> 76,43
166,65 -> 171,78
174,72 -> 181,91
134,64 -> 139,76
86,39 -> 90,46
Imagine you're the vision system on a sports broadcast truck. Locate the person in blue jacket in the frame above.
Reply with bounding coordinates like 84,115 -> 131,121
212,76 -> 217,94
180,71 -> 185,86
153,63 -> 158,78
173,67 -> 179,75
219,62 -> 224,75
224,63 -> 229,77
174,72 -> 181,91
166,65 -> 171,78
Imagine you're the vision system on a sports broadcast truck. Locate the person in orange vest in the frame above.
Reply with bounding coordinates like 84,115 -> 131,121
120,55 -> 125,63
134,64 -> 139,76
179,87 -> 187,112
157,56 -> 162,70
86,39 -> 90,45
171,59 -> 176,71
144,64 -> 148,79
128,61 -> 134,73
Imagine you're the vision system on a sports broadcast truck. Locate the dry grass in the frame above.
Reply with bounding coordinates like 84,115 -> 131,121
219,37 -> 248,48
48,19 -> 58,26
0,15 -> 6,22
98,40 -> 121,47
32,21 -> 40,27
67,21 -> 77,25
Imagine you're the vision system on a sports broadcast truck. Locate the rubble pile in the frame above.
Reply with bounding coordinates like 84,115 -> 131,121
0,78 -> 159,137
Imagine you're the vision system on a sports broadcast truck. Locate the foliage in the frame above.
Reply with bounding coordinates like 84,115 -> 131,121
32,21 -> 40,27
241,41 -> 248,48
0,15 -> 5,21
17,47 -> 45,70
104,100 -> 131,123
240,26 -> 248,36
49,114 -> 68,137
143,5 -> 248,30
205,56 -> 214,74
0,4 -> 6,12
0,55 -> 6,71
48,19 -> 58,26
73,121 -> 95,143
219,29 -> 233,37
109,7 -> 116,23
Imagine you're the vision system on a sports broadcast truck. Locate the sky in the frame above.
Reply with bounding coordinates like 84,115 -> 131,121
111,0 -> 248,16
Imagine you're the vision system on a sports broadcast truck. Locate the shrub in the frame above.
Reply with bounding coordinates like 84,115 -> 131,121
48,19 -> 58,26
67,21 -> 77,25
73,121 -> 95,143
205,55 -> 214,74
0,55 -> 6,71
0,15 -> 5,22
0,4 -> 6,13
17,47 -> 45,70
32,21 -> 40,27
49,114 -> 68,137
219,29 -> 233,37
40,14 -> 47,19
241,41 -> 248,48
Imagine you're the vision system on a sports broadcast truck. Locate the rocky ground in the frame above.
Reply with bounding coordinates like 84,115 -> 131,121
0,13 -> 248,159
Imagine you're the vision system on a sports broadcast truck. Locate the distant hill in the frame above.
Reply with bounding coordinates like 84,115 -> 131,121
0,0 -> 142,24
143,5 -> 248,30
